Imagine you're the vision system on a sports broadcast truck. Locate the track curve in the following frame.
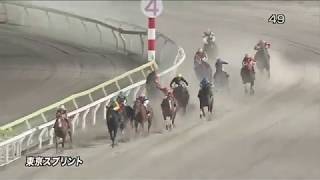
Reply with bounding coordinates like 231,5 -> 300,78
1,1 -> 320,179
0,24 -> 141,125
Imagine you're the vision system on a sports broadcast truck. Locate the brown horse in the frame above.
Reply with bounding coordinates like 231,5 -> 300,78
133,99 -> 153,134
53,114 -> 72,153
240,65 -> 255,95
161,95 -> 177,130
172,85 -> 189,114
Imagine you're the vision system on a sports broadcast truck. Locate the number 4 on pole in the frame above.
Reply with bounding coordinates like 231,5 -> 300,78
141,0 -> 163,18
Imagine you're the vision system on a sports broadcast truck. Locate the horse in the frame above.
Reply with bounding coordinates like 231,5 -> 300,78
106,105 -> 121,148
53,115 -> 72,153
117,99 -> 135,131
194,60 -> 213,83
203,40 -> 218,63
198,84 -> 214,119
172,84 -> 189,114
254,46 -> 270,79
213,69 -> 230,92
161,95 -> 177,130
133,99 -> 153,134
240,65 -> 255,95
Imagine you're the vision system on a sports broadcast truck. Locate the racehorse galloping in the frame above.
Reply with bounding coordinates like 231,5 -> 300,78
213,70 -> 230,92
53,114 -> 72,153
133,99 -> 153,134
172,85 -> 189,114
161,95 -> 177,130
117,97 -> 135,130
254,40 -> 271,79
197,84 -> 214,119
240,64 -> 255,95
202,29 -> 218,63
106,105 -> 121,148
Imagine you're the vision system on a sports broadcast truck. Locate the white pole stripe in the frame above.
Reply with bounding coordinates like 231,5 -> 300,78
148,28 -> 156,40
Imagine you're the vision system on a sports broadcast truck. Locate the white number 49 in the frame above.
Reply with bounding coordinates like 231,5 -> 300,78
268,14 -> 285,24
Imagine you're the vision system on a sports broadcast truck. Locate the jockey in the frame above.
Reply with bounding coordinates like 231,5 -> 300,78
194,48 -> 208,64
200,78 -> 211,89
56,105 -> 70,129
116,91 -> 127,111
215,58 -> 229,72
203,29 -> 216,44
170,74 -> 189,88
110,98 -> 121,113
254,40 -> 271,51
242,54 -> 256,72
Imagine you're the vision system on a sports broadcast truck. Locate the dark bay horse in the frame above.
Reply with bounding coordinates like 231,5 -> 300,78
53,115 -> 72,153
240,65 -> 255,95
198,85 -> 214,119
106,106 -> 121,148
254,46 -> 270,79
133,99 -> 153,134
161,95 -> 177,130
118,100 -> 135,131
172,85 -> 189,114
213,70 -> 230,92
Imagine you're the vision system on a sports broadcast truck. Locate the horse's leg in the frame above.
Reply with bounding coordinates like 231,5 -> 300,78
135,120 -> 138,134
202,107 -> 206,117
141,121 -> 145,135
111,130 -> 115,148
163,114 -> 168,130
107,124 -> 114,145
250,81 -> 255,95
244,84 -> 248,94
172,111 -> 176,128
68,130 -> 73,148
114,125 -> 118,146
55,135 -> 58,154
148,118 -> 151,134
62,136 -> 65,152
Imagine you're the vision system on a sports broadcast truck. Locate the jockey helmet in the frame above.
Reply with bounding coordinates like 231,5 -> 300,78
198,48 -> 204,53
59,105 -> 66,110
177,74 -> 182,78
119,91 -> 125,97
201,78 -> 209,84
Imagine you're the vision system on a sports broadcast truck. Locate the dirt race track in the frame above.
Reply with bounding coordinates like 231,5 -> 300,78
1,1 -> 320,179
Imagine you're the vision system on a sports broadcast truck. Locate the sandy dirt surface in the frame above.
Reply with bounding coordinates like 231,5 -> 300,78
1,1 -> 320,179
